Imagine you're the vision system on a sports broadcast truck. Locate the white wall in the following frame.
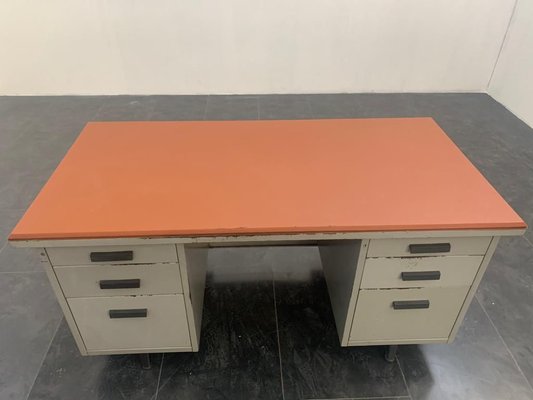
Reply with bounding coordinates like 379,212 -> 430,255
489,0 -> 533,128
0,0 -> 516,95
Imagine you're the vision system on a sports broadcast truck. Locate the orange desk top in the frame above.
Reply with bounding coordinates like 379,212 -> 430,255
9,118 -> 526,241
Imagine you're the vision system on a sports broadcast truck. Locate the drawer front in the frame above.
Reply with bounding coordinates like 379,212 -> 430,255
350,287 -> 469,342
55,263 -> 183,297
367,237 -> 491,258
361,256 -> 483,289
68,294 -> 191,351
47,244 -> 177,266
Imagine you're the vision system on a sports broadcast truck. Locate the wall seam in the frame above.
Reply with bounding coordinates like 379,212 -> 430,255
487,0 -> 520,91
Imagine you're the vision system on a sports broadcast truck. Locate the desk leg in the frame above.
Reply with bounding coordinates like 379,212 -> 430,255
385,345 -> 398,363
139,353 -> 151,369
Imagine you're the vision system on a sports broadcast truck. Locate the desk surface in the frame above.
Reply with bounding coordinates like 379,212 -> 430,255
9,118 -> 526,241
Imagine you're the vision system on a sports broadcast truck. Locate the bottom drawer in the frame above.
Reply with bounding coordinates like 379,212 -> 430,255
68,294 -> 191,352
350,287 -> 469,342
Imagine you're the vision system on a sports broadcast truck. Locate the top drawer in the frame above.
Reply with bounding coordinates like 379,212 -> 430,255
367,237 -> 492,258
46,244 -> 178,266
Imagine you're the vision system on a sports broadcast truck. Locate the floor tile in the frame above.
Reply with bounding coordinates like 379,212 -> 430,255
258,95 -> 312,119
476,236 -> 533,387
95,96 -> 156,121
306,93 -> 360,118
0,97 -> 57,134
451,94 -> 533,162
349,93 -> 422,117
480,159 -> 533,233
207,246 -> 322,283
0,272 -> 63,400
2,129 -> 69,164
0,245 -> 45,273
307,92 -> 420,118
28,321 -> 162,400
398,299 -> 533,400
269,246 -> 322,283
208,247 -> 273,282
149,96 -> 207,120
276,272 -> 408,400
1,96 -> 101,144
156,280 -> 282,400
205,95 -> 259,120
1,97 -> 102,184
416,94 -> 533,169
0,176 -> 47,210
525,224 -> 533,245
0,209 -> 26,246
0,121 -> 24,152
29,96 -> 103,130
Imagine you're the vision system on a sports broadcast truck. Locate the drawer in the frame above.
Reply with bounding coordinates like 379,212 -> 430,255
350,286 -> 469,342
55,263 -> 183,297
367,237 -> 491,258
361,255 -> 483,289
47,244 -> 177,266
68,294 -> 191,351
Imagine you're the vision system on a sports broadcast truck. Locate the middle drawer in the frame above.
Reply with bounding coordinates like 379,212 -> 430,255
361,256 -> 483,289
55,263 -> 183,297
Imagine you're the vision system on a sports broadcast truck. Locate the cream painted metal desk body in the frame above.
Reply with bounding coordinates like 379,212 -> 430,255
9,119 -> 526,357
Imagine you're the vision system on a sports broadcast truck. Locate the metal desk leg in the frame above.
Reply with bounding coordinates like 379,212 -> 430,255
385,345 -> 398,363
139,353 -> 151,369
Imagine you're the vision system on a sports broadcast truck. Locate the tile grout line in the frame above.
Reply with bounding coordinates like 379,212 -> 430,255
153,353 -> 165,400
203,95 -> 210,120
476,296 -> 533,393
272,276 -> 286,400
91,99 -> 107,121
257,96 -> 261,120
25,316 -> 64,400
145,97 -> 158,120
395,356 -> 413,400
304,96 -> 314,118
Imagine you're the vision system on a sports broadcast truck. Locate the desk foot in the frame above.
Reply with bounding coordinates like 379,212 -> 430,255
385,345 -> 398,363
139,353 -> 151,369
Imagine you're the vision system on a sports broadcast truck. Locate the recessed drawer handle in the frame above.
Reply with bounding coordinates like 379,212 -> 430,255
109,309 -> 147,319
408,243 -> 451,254
392,300 -> 430,310
90,251 -> 134,262
99,279 -> 141,289
401,271 -> 441,281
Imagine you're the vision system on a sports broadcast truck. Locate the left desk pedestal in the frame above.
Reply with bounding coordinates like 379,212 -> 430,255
37,244 -> 208,356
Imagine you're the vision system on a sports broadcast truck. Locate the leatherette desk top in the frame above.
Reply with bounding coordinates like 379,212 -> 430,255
9,118 -> 526,241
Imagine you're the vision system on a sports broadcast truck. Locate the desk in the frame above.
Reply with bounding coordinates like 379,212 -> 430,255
9,118 -> 526,361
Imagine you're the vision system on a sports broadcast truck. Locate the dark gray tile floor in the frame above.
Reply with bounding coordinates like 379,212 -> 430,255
276,272 -> 409,400
156,281 -> 282,400
1,93 -> 533,400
